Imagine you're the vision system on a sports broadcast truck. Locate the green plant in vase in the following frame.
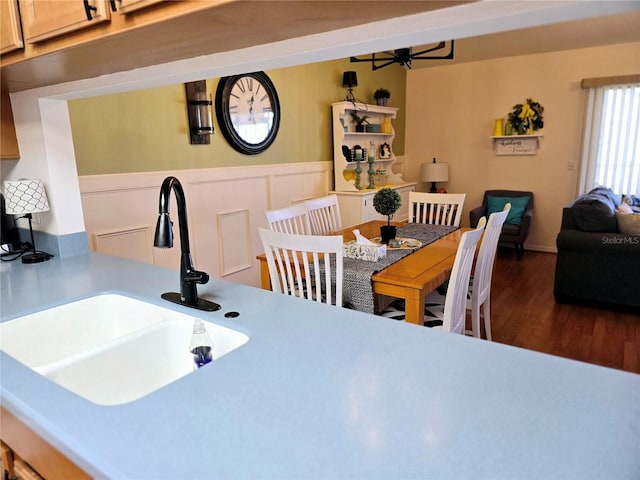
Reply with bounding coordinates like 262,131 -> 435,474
373,88 -> 391,106
373,188 -> 401,244
350,112 -> 369,132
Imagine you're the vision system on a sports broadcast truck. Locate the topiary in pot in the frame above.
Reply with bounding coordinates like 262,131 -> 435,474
373,187 -> 401,244
373,88 -> 390,106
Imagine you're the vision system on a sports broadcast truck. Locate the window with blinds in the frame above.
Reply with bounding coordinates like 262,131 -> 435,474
579,80 -> 640,195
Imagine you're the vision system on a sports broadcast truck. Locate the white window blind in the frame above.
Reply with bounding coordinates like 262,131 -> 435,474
579,82 -> 640,195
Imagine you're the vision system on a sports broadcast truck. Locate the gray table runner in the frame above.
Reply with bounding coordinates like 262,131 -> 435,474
343,223 -> 457,313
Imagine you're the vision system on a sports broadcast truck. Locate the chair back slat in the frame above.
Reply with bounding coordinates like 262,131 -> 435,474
465,204 -> 510,339
409,192 -> 466,227
305,194 -> 343,235
442,218 -> 485,333
265,204 -> 312,235
259,228 -> 344,307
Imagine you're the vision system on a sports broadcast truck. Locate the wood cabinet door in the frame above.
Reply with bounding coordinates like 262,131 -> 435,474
115,0 -> 165,14
20,0 -> 110,44
1,94 -> 20,160
0,0 -> 23,54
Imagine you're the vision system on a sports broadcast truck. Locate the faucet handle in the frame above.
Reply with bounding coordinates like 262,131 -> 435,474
185,270 -> 210,285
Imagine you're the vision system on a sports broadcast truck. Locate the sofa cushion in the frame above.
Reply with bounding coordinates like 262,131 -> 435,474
500,224 -> 521,236
570,187 -> 619,232
616,210 -> 640,235
486,196 -> 529,225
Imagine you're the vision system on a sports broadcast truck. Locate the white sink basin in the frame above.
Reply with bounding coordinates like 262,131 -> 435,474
0,294 -> 249,405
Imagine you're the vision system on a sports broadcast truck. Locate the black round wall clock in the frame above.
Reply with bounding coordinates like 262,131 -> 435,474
215,71 -> 281,155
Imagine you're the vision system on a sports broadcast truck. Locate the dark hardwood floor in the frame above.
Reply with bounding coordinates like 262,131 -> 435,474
487,249 -> 640,374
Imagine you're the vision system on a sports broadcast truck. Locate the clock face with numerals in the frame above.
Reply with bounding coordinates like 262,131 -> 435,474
215,71 -> 281,155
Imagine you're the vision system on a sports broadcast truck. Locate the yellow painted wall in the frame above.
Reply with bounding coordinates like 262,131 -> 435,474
405,42 -> 640,252
69,58 -> 406,175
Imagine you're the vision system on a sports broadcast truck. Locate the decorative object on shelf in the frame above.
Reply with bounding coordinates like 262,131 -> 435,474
493,118 -> 503,136
374,169 -> 388,187
421,158 -> 449,193
367,142 -> 376,190
381,116 -> 392,134
185,80 -> 214,145
342,145 -> 352,162
355,157 -> 363,190
508,98 -> 544,135
505,120 -> 514,135
492,135 -> 542,156
379,142 -> 391,159
373,187 -> 402,244
373,88 -> 390,106
350,41 -> 455,70
351,145 -> 366,162
342,71 -> 358,103
215,71 -> 280,155
351,112 -> 369,132
3,179 -> 53,264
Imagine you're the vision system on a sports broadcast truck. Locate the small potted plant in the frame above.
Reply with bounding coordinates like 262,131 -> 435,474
373,187 -> 401,244
373,88 -> 390,106
350,112 -> 369,132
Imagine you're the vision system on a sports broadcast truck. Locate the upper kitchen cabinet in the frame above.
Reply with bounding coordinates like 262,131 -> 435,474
0,1 -> 24,54
20,0 -> 110,44
1,94 -> 20,160
112,0 -> 165,14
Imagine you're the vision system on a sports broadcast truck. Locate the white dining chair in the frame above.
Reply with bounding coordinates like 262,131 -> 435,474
466,203 -> 510,340
380,219 -> 485,333
259,228 -> 344,307
409,192 -> 466,227
305,194 -> 343,235
265,204 -> 312,235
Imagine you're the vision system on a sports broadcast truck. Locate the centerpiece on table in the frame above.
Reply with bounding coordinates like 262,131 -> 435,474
508,98 -> 544,135
373,187 -> 401,244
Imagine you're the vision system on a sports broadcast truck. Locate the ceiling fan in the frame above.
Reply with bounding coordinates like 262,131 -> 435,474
350,40 -> 455,70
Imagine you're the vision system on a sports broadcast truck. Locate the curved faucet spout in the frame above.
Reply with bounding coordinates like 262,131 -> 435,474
153,176 -> 217,311
155,176 -> 190,253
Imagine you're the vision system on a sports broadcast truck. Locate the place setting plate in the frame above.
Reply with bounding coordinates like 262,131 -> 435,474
370,237 -> 423,250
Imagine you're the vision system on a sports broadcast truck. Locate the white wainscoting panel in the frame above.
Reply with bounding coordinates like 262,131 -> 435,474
79,162 -> 333,287
92,226 -> 154,263
216,209 -> 252,277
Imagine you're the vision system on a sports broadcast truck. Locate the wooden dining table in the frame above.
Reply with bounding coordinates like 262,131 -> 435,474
257,220 -> 470,326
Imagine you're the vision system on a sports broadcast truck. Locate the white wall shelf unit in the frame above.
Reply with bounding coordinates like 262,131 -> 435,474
332,101 -> 401,192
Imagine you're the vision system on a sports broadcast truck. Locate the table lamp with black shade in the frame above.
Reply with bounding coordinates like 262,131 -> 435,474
342,71 -> 358,103
3,179 -> 53,263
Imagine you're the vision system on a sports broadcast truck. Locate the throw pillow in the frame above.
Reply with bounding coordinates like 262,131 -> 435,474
571,190 -> 617,232
622,194 -> 640,213
486,196 -> 530,225
617,202 -> 634,214
616,211 -> 640,235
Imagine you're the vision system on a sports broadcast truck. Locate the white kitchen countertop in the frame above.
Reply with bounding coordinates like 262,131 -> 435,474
1,253 -> 639,478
